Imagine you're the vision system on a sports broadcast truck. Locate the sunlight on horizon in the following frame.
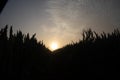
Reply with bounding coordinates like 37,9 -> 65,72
50,41 -> 59,51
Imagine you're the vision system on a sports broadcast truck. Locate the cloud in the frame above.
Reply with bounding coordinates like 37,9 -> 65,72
46,0 -> 84,39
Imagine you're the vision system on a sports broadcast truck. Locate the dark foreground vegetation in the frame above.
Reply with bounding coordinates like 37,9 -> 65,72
0,25 -> 120,80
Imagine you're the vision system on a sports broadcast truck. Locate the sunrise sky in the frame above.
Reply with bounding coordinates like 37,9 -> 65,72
0,0 -> 120,49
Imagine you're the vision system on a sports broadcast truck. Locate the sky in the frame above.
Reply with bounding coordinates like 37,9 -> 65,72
0,0 -> 120,49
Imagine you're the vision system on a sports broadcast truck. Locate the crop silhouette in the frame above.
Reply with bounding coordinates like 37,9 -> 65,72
0,25 -> 120,80
52,28 -> 120,79
0,25 -> 51,80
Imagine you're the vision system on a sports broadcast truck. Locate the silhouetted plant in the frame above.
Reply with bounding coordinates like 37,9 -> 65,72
0,25 -> 51,80
0,25 -> 120,80
52,28 -> 120,80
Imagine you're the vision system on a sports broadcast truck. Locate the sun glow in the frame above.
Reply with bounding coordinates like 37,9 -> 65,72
50,42 -> 58,51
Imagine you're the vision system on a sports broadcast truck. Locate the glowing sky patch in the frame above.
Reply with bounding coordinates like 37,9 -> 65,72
50,41 -> 58,51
